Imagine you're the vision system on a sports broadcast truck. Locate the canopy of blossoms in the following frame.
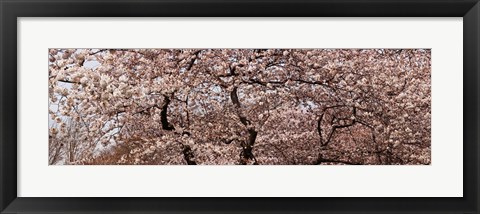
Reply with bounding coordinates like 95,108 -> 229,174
48,49 -> 431,165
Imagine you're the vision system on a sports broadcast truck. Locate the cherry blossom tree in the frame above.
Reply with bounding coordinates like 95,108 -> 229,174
48,48 -> 431,165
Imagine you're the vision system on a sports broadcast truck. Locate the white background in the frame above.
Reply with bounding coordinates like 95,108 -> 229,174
18,18 -> 463,197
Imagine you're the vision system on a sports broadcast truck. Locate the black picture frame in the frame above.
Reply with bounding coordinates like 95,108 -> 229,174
1,0 -> 479,213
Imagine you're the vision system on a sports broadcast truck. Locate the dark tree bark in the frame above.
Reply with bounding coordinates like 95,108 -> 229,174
230,87 -> 258,165
182,145 -> 197,165
160,94 -> 196,164
160,95 -> 175,131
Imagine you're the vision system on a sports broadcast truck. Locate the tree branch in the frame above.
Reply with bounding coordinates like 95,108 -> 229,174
182,145 -> 197,165
160,95 -> 175,131
230,86 -> 258,165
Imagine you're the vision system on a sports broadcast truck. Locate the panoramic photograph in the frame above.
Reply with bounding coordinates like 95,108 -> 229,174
48,49 -> 431,165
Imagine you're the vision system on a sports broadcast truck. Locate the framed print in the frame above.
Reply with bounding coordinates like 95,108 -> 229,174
1,0 -> 479,213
